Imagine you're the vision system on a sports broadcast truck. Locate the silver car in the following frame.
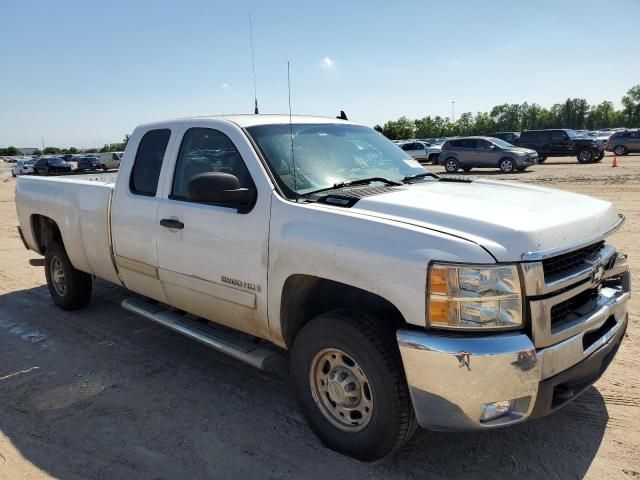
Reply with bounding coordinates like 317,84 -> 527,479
439,136 -> 538,173
11,160 -> 36,177
399,141 -> 440,164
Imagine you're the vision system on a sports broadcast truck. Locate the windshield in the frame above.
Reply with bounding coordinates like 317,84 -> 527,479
49,158 -> 65,165
490,138 -> 514,148
247,123 -> 427,195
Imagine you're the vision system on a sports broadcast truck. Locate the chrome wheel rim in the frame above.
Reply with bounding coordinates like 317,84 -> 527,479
580,151 -> 592,162
614,146 -> 624,155
309,348 -> 374,432
50,256 -> 66,296
445,160 -> 457,172
501,160 -> 513,172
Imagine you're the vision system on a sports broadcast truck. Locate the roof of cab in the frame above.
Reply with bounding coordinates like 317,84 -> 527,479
136,114 -> 359,130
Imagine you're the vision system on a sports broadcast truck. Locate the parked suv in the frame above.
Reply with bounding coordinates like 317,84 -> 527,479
438,136 -> 538,173
517,129 -> 604,163
76,156 -> 102,171
605,129 -> 640,156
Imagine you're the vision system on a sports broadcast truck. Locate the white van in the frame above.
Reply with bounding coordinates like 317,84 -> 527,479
98,152 -> 123,170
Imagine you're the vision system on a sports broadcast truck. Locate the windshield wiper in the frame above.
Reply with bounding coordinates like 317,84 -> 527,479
402,172 -> 439,183
302,177 -> 402,197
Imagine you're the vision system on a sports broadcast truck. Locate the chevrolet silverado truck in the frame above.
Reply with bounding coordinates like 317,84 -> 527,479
15,115 -> 630,461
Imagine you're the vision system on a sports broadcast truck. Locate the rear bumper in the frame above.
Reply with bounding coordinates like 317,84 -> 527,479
397,288 -> 628,431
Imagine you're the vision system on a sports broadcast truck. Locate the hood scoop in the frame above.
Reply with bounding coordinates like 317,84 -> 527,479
317,185 -> 405,208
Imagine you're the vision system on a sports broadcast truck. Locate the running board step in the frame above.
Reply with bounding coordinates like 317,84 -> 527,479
121,297 -> 286,373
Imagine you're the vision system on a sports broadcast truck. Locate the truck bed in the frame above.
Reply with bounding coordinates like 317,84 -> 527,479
15,172 -> 122,285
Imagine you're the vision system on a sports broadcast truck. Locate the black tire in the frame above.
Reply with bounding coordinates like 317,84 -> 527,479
102,165 -> 108,171
499,157 -> 516,173
428,154 -> 439,165
537,155 -> 547,163
594,152 -> 605,162
290,310 -> 416,461
443,158 -> 459,173
462,167 -> 472,172
577,149 -> 594,164
12,171 -> 16,177
613,145 -> 628,156
44,241 -> 92,310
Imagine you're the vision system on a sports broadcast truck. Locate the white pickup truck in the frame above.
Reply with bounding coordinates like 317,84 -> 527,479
15,115 -> 630,461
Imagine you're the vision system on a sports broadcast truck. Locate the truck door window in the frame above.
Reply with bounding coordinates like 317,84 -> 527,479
130,129 -> 171,196
170,127 -> 253,201
551,132 -> 566,142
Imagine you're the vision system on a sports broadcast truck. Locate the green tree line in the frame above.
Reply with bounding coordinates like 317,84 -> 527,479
0,135 -> 129,157
374,84 -> 640,140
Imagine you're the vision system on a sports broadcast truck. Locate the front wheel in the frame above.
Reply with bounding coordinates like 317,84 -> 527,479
290,310 -> 416,461
577,149 -> 594,163
444,158 -> 459,173
499,157 -> 516,173
44,241 -> 92,310
11,171 -> 16,177
537,155 -> 547,163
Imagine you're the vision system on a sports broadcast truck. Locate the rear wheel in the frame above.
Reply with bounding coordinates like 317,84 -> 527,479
444,158 -> 459,173
577,149 -> 594,163
614,145 -> 628,156
290,310 -> 416,461
499,157 -> 516,173
44,241 -> 92,310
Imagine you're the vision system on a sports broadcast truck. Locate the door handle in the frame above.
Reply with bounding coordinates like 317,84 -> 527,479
160,218 -> 184,230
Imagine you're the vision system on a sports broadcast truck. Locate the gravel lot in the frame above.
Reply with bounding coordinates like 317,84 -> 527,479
0,154 -> 639,479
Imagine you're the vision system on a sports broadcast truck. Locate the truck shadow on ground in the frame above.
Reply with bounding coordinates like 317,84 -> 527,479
0,282 -> 609,479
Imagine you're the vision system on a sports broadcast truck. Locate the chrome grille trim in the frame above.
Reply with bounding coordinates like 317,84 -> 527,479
527,254 -> 630,348
522,244 -> 617,296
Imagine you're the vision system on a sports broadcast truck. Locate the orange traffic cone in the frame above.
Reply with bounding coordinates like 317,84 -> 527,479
612,156 -> 618,168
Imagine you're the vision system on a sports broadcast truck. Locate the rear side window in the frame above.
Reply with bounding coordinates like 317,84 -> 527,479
551,131 -> 567,142
130,129 -> 171,196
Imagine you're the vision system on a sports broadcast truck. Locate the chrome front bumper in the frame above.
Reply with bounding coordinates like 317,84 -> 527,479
397,279 -> 629,431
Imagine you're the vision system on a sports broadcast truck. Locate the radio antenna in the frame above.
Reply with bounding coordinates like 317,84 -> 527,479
288,61 -> 298,199
249,12 -> 259,114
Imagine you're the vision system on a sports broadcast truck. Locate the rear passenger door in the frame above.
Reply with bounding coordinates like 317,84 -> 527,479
111,128 -> 174,303
550,130 -> 572,156
457,139 -> 478,165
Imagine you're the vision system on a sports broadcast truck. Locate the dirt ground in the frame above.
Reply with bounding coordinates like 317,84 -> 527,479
0,154 -> 639,479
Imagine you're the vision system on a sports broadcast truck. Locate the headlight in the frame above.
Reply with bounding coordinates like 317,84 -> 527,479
427,263 -> 523,330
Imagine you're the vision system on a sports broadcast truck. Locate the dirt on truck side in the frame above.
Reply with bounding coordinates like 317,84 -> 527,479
0,156 -> 639,479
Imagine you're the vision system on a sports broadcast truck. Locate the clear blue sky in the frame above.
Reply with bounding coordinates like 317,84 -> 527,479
1,0 -> 639,148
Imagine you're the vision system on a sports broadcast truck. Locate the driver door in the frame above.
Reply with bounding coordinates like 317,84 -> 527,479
155,122 -> 272,339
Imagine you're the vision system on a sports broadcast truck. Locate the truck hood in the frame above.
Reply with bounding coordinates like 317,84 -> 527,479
505,146 -> 536,155
348,179 -> 620,261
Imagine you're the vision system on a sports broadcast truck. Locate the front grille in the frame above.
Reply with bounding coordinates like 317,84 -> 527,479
550,287 -> 599,326
542,241 -> 605,280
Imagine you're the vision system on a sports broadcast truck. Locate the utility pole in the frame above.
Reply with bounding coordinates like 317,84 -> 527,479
452,101 -> 455,123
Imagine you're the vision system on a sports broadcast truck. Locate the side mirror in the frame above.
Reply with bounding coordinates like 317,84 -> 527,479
186,172 -> 255,207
